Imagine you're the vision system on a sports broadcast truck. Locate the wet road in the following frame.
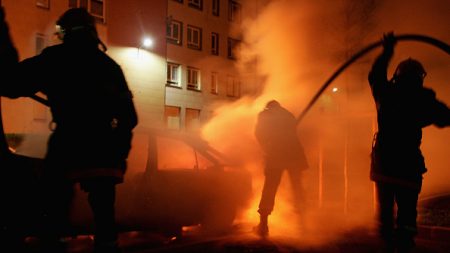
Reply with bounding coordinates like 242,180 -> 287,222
21,224 -> 450,253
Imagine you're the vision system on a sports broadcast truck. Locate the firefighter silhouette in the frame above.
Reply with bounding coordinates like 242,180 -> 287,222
369,33 -> 450,253
0,8 -> 137,253
254,100 -> 308,236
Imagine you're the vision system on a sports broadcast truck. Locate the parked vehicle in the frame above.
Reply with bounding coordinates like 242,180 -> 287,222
0,127 -> 253,238
418,192 -> 450,228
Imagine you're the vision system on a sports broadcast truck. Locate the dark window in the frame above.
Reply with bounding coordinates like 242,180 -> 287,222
68,0 -> 77,7
212,0 -> 220,16
187,67 -> 201,91
187,25 -> 202,50
167,19 -> 183,45
90,0 -> 104,18
167,62 -> 181,87
188,0 -> 203,10
68,0 -> 104,23
228,0 -> 241,22
227,37 -> 240,59
80,0 -> 88,8
211,72 -> 219,94
211,32 -> 219,55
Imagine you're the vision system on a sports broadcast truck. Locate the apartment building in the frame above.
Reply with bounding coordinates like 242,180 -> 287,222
1,0 -> 258,136
165,0 -> 254,131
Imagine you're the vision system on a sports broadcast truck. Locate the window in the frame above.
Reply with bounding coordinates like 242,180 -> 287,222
211,72 -> 218,94
156,136 -> 213,170
228,0 -> 241,22
226,75 -> 240,97
211,32 -> 219,55
167,19 -> 183,45
185,108 -> 201,131
187,67 -> 201,91
69,0 -> 105,23
188,0 -> 203,10
69,0 -> 77,7
212,0 -> 220,16
90,0 -> 104,19
35,34 -> 46,55
187,25 -> 202,50
36,0 -> 50,9
164,106 -> 181,130
69,0 -> 87,8
227,37 -> 240,59
167,62 -> 181,87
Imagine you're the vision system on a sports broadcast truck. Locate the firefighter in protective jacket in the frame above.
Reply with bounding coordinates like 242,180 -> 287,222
369,33 -> 450,253
254,100 -> 308,236
0,8 -> 137,253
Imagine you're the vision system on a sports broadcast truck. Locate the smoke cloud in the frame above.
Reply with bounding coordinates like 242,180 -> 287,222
201,0 -> 450,246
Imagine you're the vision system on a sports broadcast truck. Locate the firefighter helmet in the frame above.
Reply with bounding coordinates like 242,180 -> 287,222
56,8 -> 97,40
394,58 -> 427,80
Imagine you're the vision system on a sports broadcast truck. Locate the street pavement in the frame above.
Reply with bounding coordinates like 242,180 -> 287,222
20,224 -> 450,253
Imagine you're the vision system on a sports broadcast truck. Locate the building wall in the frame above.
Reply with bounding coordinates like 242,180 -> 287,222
165,0 -> 256,130
106,0 -> 167,131
0,0 -> 258,136
0,0 -> 166,135
1,0 -> 68,134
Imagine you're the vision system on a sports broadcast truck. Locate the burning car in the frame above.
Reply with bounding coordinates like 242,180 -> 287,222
0,128 -> 253,238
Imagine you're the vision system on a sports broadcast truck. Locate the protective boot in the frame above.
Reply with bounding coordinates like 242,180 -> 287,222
253,214 -> 269,237
396,226 -> 416,253
396,234 -> 415,253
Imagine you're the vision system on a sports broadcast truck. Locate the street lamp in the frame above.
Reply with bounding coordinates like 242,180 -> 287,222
142,37 -> 153,49
137,36 -> 153,57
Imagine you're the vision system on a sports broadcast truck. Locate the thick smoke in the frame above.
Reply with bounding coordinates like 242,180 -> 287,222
202,0 -> 450,245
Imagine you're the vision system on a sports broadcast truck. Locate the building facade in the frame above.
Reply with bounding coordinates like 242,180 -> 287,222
1,0 -> 258,137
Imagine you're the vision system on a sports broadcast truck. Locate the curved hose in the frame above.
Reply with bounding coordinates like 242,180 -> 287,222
296,34 -> 450,125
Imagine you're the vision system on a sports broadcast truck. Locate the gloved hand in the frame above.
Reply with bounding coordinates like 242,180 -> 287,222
382,32 -> 397,53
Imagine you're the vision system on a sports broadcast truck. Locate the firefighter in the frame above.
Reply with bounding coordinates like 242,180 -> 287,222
369,33 -> 450,253
253,100 -> 308,236
0,8 -> 137,253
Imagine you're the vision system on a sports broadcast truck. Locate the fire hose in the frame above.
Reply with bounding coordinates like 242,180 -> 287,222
296,34 -> 450,125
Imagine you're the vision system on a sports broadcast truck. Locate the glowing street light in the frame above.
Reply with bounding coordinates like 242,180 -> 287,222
137,37 -> 154,58
332,87 -> 338,93
142,37 -> 153,49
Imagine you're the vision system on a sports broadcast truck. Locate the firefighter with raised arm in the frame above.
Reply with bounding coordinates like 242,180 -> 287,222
369,32 -> 450,253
